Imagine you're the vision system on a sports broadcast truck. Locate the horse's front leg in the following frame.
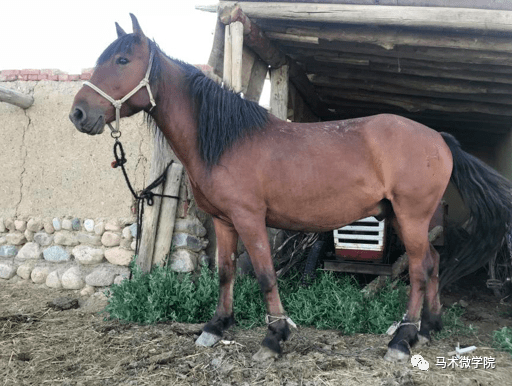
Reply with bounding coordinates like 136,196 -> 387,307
196,218 -> 238,347
232,214 -> 292,361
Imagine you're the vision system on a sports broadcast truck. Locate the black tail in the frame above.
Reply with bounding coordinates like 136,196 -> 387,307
440,132 -> 512,288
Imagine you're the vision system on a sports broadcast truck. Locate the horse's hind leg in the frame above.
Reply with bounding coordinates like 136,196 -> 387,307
417,244 -> 443,346
385,215 -> 432,362
196,218 -> 238,347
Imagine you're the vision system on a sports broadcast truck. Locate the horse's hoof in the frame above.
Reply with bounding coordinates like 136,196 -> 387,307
195,331 -> 222,347
415,334 -> 430,347
384,347 -> 410,363
252,346 -> 279,361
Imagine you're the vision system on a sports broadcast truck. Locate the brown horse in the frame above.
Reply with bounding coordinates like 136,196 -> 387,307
69,15 -> 512,362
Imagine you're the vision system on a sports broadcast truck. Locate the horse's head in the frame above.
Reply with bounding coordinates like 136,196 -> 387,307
69,14 -> 155,135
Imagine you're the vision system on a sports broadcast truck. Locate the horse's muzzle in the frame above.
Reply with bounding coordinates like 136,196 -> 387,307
69,106 -> 105,135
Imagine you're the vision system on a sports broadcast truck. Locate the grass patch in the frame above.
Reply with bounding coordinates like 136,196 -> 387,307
493,327 -> 512,356
105,265 -> 466,338
431,304 -> 477,340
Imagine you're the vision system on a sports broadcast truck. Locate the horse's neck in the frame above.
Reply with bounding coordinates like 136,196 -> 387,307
152,59 -> 205,183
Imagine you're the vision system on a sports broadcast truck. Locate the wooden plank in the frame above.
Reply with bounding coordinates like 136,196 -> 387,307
0,85 -> 34,109
152,163 -> 183,267
234,0 -> 512,11
207,19 -> 226,78
231,21 -> 244,93
245,55 -> 268,103
136,135 -> 174,273
270,65 -> 289,120
223,24 -> 232,88
323,260 -> 393,276
220,2 -> 512,33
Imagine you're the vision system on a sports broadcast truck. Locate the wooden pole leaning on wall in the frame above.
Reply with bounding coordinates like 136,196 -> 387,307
230,21 -> 244,93
152,162 -> 183,267
0,85 -> 34,109
136,134 -> 173,273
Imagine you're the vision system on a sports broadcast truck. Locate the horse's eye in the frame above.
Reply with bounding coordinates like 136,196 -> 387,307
116,57 -> 129,65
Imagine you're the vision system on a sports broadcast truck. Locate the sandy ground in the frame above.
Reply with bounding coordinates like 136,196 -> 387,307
1,274 -> 511,386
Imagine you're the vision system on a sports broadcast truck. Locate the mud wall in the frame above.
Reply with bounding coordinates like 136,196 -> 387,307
0,70 -> 210,288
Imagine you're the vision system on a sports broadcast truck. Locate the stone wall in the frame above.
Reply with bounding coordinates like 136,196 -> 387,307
0,69 -> 212,289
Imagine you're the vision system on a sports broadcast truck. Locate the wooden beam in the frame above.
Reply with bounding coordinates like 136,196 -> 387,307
318,87 -> 512,116
309,74 -> 512,105
277,39 -> 512,66
153,163 -> 183,267
0,85 -> 34,109
270,65 -> 289,120
264,26 -> 512,55
220,2 -> 512,33
233,0 -> 512,11
303,59 -> 512,86
289,49 -> 512,75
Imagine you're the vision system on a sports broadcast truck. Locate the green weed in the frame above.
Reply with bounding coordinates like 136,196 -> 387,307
105,265 -> 467,340
493,327 -> 512,356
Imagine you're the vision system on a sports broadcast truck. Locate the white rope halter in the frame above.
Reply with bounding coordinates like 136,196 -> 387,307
83,46 -> 156,136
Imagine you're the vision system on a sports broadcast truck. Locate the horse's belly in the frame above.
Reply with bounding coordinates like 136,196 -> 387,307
265,193 -> 387,233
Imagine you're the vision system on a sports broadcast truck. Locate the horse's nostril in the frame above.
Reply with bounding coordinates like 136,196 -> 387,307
72,106 -> 86,123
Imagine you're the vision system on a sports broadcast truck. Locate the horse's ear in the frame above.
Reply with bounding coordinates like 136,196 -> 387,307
115,22 -> 127,38
130,13 -> 146,38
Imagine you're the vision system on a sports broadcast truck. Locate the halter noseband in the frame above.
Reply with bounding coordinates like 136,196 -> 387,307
83,46 -> 156,137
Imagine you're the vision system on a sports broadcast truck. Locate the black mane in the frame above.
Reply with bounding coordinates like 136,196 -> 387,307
96,34 -> 268,168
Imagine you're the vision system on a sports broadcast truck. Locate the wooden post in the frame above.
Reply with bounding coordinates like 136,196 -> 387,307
152,162 -> 184,267
223,24 -> 232,88
136,135 -> 173,273
0,85 -> 34,109
270,65 -> 289,120
230,21 -> 244,93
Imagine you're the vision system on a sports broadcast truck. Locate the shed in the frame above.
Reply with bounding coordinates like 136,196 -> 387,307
200,0 -> 512,224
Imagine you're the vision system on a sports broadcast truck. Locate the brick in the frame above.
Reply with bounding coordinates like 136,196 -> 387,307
41,69 -> 58,75
1,70 -> 20,76
28,74 -> 39,81
5,75 -> 17,81
20,69 -> 40,75
80,73 -> 91,80
58,74 -> 69,81
37,74 -> 48,80
48,75 -> 59,81
68,74 -> 80,81
20,75 -> 29,81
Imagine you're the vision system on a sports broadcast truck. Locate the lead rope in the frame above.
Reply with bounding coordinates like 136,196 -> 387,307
112,138 -> 179,261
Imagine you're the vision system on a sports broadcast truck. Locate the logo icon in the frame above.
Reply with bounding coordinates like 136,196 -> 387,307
411,354 -> 430,371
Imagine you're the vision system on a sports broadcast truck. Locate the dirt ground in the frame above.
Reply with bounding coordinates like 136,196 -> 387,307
1,271 -> 512,386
